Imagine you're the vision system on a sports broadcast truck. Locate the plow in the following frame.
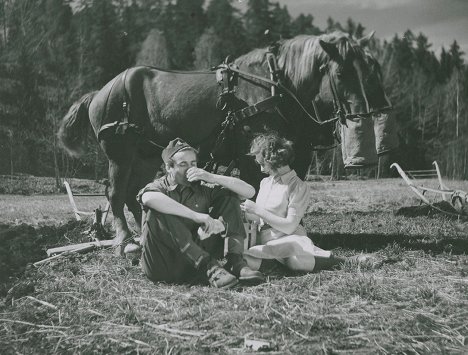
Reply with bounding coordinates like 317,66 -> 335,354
391,161 -> 468,217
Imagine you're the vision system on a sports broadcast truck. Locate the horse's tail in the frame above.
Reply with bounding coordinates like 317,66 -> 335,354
58,91 -> 98,157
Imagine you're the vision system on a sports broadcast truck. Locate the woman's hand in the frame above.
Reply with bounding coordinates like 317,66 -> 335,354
240,200 -> 261,216
244,212 -> 261,223
186,167 -> 214,184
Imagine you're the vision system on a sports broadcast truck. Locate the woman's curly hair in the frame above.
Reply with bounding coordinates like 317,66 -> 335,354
249,132 -> 295,170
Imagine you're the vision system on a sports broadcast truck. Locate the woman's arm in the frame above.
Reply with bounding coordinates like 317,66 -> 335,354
186,167 -> 255,199
241,200 -> 300,234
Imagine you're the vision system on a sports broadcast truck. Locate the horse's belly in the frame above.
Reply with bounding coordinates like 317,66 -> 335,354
149,73 -> 222,140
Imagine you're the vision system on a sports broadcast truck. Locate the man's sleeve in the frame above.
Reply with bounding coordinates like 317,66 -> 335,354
136,180 -> 166,207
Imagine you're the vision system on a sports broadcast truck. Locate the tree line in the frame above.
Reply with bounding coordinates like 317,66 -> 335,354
0,0 -> 466,183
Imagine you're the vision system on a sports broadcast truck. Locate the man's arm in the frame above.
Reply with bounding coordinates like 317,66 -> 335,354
141,191 -> 214,226
186,167 -> 255,199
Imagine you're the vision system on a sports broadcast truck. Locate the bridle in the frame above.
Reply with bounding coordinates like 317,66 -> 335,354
223,53 -> 392,129
319,60 -> 393,123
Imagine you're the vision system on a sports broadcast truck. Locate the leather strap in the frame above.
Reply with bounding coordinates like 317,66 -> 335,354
232,95 -> 279,121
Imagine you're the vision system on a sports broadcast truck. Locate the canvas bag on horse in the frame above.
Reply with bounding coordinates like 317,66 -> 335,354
373,113 -> 398,155
340,116 -> 378,168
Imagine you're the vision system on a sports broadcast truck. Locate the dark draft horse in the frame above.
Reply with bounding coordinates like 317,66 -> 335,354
58,31 -> 391,252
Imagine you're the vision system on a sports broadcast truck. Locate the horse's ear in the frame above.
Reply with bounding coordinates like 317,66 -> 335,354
319,40 -> 340,61
357,31 -> 375,47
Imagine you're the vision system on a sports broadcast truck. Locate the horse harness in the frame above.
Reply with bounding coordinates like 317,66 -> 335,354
96,46 -> 391,171
96,48 -> 296,164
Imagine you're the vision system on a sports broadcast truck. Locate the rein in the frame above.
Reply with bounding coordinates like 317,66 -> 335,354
139,65 -> 217,75
224,64 -> 338,126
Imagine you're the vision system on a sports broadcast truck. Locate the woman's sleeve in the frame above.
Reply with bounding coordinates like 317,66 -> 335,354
287,180 -> 310,219
255,178 -> 267,204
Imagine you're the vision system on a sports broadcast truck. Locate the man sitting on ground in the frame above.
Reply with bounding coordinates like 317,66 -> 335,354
137,138 -> 264,288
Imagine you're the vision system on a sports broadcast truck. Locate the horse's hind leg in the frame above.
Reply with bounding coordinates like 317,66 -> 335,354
102,138 -> 137,256
109,160 -> 135,255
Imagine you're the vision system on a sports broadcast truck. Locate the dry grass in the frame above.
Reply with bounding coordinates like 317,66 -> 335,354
0,195 -> 110,226
0,175 -> 105,195
1,177 -> 468,354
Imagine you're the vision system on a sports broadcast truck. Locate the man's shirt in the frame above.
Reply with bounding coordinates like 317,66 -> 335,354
137,175 -> 231,230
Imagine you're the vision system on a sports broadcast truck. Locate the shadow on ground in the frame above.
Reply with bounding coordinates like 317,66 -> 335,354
309,232 -> 468,255
0,221 -> 97,296
306,203 -> 468,255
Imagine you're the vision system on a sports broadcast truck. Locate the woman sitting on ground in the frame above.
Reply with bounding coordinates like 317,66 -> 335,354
241,132 -> 352,273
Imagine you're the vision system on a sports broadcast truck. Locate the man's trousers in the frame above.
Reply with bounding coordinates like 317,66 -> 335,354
140,195 -> 246,283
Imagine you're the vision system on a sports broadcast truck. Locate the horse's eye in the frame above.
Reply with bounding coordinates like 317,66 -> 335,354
336,67 -> 343,78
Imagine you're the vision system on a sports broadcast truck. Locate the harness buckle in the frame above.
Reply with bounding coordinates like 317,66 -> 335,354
337,110 -> 347,126
243,105 -> 259,118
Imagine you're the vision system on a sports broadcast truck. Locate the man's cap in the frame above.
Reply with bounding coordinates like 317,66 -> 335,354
162,138 -> 197,163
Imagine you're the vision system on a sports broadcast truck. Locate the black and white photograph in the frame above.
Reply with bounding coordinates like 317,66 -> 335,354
1,0 -> 467,353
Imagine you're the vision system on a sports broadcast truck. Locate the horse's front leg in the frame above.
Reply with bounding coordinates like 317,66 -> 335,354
125,155 -> 162,232
238,155 -> 264,198
108,159 -> 135,255
293,142 -> 312,180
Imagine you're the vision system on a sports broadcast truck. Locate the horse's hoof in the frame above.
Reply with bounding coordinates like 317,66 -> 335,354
124,243 -> 142,265
113,238 -> 141,258
113,244 -> 125,257
124,243 -> 141,254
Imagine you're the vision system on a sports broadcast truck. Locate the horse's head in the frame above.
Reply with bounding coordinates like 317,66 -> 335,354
316,31 -> 392,120
361,49 -> 392,113
278,31 -> 391,123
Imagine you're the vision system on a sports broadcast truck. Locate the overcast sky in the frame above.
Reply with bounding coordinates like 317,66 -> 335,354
237,0 -> 468,57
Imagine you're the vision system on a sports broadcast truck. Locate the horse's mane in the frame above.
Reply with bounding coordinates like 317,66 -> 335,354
235,31 -> 366,89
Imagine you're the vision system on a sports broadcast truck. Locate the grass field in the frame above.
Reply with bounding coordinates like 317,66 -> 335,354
1,177 -> 468,354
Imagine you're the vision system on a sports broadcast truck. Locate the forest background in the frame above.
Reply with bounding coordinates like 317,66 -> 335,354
0,0 -> 466,183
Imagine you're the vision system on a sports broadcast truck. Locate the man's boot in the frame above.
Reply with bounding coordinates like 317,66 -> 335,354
206,262 -> 238,289
226,253 -> 264,283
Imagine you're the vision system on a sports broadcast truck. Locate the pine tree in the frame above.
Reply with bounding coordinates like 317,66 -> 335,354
290,13 -> 320,36
194,27 -> 223,69
163,0 -> 206,69
269,3 -> 291,40
89,0 -> 127,85
244,0 -> 271,48
355,23 -> 365,38
325,16 -> 343,32
206,0 -> 247,57
345,18 -> 356,36
439,47 -> 452,80
449,40 -> 465,69
135,29 -> 170,68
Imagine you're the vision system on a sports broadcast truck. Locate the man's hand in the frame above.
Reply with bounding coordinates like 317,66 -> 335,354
186,167 -> 214,184
193,212 -> 216,230
193,213 -> 225,239
240,200 -> 261,216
